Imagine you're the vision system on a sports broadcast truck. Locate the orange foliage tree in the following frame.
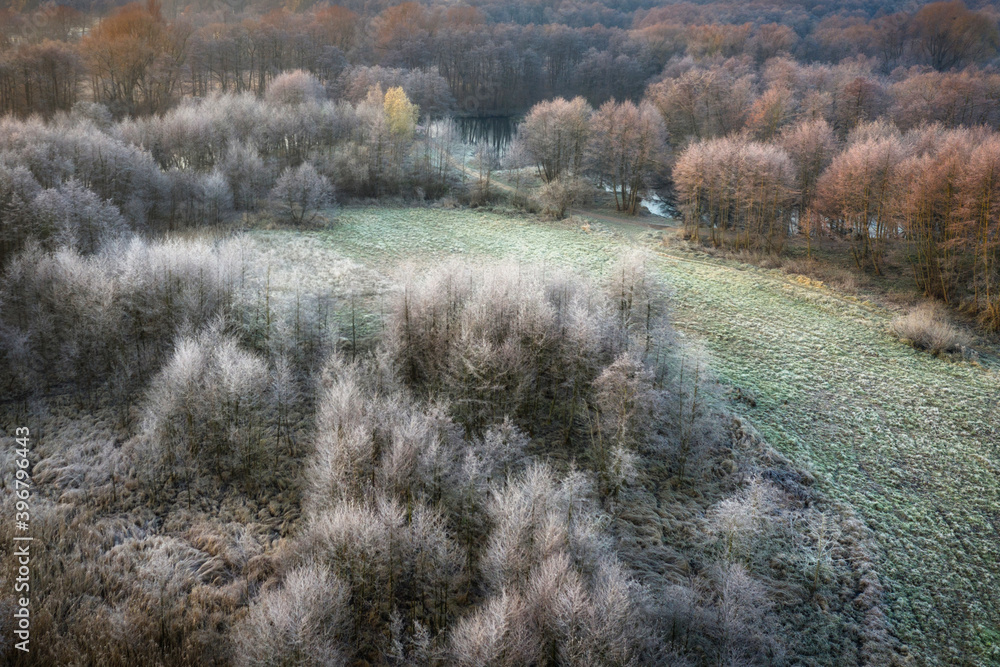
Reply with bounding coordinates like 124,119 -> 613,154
910,0 -> 1000,70
80,0 -> 189,116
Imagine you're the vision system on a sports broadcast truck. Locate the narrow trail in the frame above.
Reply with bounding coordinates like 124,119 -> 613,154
570,207 -> 674,228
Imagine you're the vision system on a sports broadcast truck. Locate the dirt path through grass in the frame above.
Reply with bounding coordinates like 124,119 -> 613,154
255,208 -> 1000,664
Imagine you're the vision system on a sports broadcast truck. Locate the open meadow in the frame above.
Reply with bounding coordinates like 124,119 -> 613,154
253,206 -> 1000,664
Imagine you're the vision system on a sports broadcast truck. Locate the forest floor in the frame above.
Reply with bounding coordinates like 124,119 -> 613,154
251,206 -> 1000,665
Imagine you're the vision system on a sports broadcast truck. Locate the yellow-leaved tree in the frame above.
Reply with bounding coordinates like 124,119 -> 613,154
383,86 -> 418,139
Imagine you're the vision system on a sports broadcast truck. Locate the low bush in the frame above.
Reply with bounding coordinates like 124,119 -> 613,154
536,176 -> 593,219
890,303 -> 970,354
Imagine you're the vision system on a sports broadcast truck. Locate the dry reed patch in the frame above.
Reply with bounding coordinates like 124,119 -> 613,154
890,303 -> 970,355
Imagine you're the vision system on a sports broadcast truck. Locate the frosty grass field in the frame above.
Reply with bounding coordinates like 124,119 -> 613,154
250,206 -> 1000,664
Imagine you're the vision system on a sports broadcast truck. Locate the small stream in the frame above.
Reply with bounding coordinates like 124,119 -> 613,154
604,186 -> 677,220
640,191 -> 677,219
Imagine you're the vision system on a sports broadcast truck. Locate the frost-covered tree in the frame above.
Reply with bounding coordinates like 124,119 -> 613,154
32,179 -> 127,254
202,169 -> 234,224
234,565 -> 348,667
221,141 -> 271,212
717,563 -> 781,664
137,328 -> 279,491
265,70 -> 327,106
593,352 -> 656,450
269,162 -> 334,225
0,161 -> 42,263
451,464 -> 642,665
295,497 -> 463,661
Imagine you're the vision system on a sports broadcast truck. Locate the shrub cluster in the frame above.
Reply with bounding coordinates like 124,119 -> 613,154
0,259 -> 902,666
0,237 -> 248,400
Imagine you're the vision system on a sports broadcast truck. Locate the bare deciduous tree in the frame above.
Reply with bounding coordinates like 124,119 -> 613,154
270,162 -> 334,226
520,96 -> 593,183
588,100 -> 667,215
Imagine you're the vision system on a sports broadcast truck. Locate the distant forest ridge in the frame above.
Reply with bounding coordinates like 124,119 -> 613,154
1,0 -> 999,117
6,0 -> 976,21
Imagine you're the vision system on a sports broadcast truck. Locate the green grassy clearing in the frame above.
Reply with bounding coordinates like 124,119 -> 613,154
251,206 -> 1000,665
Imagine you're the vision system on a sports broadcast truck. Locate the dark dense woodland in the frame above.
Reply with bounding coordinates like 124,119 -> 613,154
3,0 -> 1000,116
0,0 -> 997,665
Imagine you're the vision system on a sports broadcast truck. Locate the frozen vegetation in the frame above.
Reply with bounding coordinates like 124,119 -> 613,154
255,207 -> 1000,663
1,209 -> 934,664
2,0 -> 999,663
